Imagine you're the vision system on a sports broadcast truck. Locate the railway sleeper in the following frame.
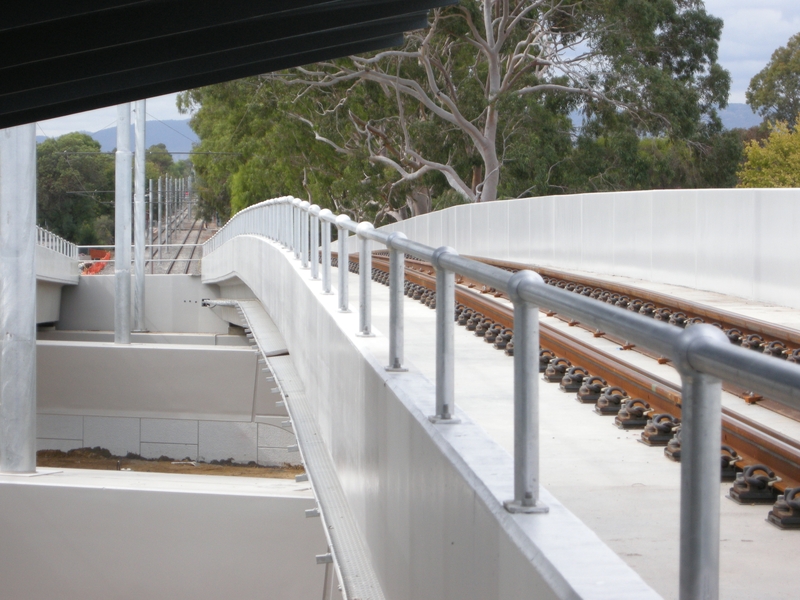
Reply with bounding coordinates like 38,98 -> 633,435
768,487 -> 800,530
728,464 -> 780,505
594,386 -> 629,416
639,413 -> 680,447
614,399 -> 652,429
576,376 -> 607,404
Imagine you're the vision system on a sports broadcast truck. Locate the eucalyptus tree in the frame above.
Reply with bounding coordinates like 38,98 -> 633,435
747,32 -> 800,128
279,0 -> 730,204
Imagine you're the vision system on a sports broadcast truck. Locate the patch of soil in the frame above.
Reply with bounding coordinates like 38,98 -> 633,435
37,447 -> 304,479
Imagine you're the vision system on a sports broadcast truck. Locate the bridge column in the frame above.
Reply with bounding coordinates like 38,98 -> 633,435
115,104 -> 132,344
133,99 -> 146,331
0,123 -> 37,473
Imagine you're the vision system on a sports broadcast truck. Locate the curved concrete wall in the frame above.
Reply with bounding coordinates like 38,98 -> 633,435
203,235 -> 658,600
379,188 -> 800,309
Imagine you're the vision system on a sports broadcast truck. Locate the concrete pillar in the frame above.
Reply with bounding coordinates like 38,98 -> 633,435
133,99 -> 146,331
115,104 -> 132,344
0,124 -> 37,473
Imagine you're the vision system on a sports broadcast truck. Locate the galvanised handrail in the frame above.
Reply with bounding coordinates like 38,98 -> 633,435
204,196 -> 800,600
36,226 -> 78,259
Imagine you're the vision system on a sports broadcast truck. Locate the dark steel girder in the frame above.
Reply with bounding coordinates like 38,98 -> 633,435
0,0 -> 453,128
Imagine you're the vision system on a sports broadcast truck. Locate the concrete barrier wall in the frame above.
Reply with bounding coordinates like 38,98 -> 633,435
35,246 -> 80,323
202,235 -> 658,599
380,189 -> 800,309
0,472 -> 325,599
58,274 -> 232,333
35,341 -> 295,465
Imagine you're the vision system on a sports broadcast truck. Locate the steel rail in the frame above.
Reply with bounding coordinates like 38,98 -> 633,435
363,253 -> 800,492
451,256 -> 800,421
166,218 -> 200,275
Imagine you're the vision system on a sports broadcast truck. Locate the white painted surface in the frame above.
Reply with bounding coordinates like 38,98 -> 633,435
36,340 -> 276,420
203,235 -> 660,599
380,189 -> 800,309
0,469 -> 325,600
58,274 -> 230,333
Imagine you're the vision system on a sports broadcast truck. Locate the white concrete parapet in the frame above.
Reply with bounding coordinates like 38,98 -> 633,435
380,189 -> 800,309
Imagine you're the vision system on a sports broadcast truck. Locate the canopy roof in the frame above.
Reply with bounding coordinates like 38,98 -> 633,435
0,0 -> 452,128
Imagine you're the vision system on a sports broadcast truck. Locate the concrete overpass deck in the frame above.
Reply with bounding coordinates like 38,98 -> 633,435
329,263 -> 798,600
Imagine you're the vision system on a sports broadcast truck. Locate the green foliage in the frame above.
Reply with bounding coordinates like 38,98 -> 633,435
747,33 -> 800,128
737,121 -> 800,188
180,1 -> 735,222
36,133 -> 114,245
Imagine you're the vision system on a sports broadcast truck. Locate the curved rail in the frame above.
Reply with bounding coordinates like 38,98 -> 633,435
356,252 -> 800,496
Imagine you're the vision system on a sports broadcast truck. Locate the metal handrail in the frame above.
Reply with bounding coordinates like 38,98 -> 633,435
36,226 -> 78,259
203,196 -> 800,600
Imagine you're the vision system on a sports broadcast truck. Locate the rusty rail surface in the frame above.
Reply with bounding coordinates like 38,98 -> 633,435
377,251 -> 800,422
355,252 -> 800,494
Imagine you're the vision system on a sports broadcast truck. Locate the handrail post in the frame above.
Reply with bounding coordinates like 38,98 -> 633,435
335,215 -> 351,312
292,198 -> 301,259
675,324 -> 727,600
300,201 -> 310,268
356,223 -> 374,336
310,205 -> 320,280
320,210 -> 333,294
386,232 -> 407,371
429,246 -> 459,424
504,270 -> 548,514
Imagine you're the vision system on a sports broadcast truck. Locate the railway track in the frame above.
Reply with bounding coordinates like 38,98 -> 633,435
334,251 -> 800,529
166,219 -> 203,275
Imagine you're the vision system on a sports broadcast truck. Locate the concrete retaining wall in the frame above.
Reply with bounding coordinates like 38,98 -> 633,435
380,188 -> 800,309
202,234 -> 658,599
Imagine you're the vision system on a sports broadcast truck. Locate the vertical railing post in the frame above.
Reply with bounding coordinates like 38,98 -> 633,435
309,205 -> 320,280
675,324 -> 727,600
429,246 -> 459,424
0,123 -> 38,474
300,201 -> 310,268
292,198 -> 301,259
320,209 -> 333,294
356,223 -> 374,336
335,215 -> 351,311
386,232 -> 407,371
504,270 -> 548,513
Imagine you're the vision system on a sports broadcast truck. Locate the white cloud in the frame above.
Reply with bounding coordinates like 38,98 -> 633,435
37,92 -> 187,139
704,1 -> 800,103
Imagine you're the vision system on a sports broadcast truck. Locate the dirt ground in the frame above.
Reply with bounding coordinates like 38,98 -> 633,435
37,447 -> 305,479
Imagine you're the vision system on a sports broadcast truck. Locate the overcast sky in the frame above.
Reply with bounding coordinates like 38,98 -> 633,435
37,1 -> 800,137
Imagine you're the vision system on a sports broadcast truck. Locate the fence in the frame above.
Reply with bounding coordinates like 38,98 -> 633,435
203,196 -> 800,600
37,226 -> 77,259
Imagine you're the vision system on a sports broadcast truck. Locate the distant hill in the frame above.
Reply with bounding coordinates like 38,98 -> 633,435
569,103 -> 762,132
717,103 -> 761,130
36,119 -> 199,155
90,119 -> 198,154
